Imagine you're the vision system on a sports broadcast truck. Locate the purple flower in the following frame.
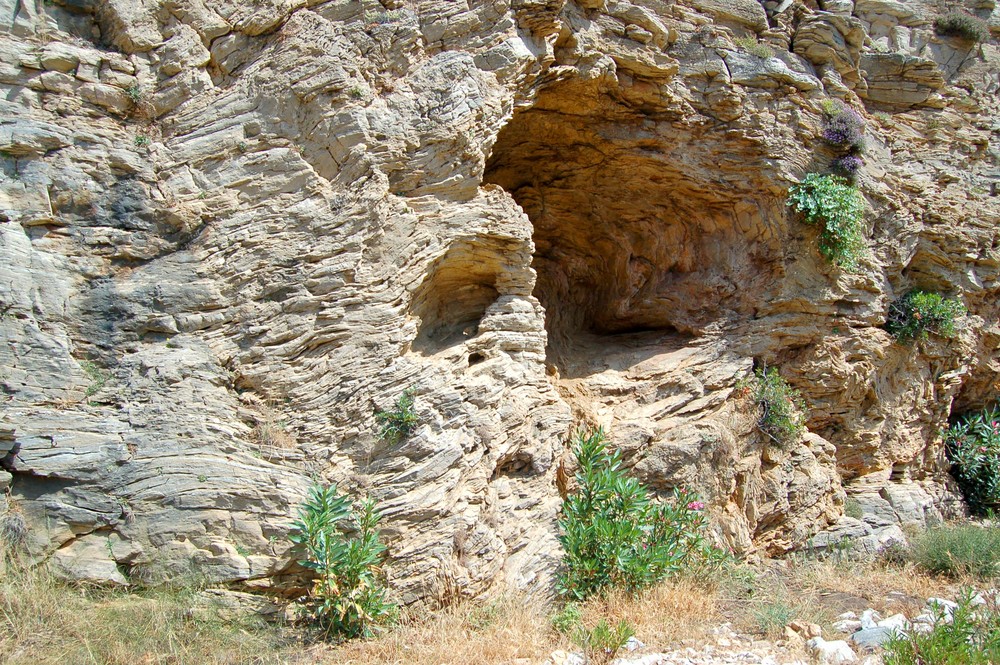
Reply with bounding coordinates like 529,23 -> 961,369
823,103 -> 866,151
832,154 -> 864,175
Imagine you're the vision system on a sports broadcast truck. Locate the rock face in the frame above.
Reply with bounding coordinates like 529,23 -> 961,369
0,0 -> 998,603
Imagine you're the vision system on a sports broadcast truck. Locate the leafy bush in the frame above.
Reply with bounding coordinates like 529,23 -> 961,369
821,100 -> 866,153
935,12 -> 990,43
910,524 -> 1000,578
375,388 -> 418,444
556,428 -> 721,601
884,588 -> 1000,665
734,36 -> 774,59
787,173 -> 866,270
289,485 -> 396,640
740,367 -> 806,448
885,290 -> 964,344
551,601 -> 583,635
946,408 -> 1000,515
572,618 -> 635,665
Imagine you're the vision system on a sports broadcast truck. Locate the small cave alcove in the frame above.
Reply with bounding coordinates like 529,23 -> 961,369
408,240 -> 503,355
483,79 -> 784,375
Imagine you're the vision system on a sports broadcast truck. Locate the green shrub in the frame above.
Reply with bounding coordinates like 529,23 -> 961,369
885,290 -> 964,344
752,599 -> 795,638
572,618 -> 635,665
787,173 -> 866,270
734,36 -> 774,59
740,367 -> 806,448
910,524 -> 1000,578
289,485 -> 396,640
884,588 -> 1000,665
934,12 -> 990,43
375,388 -> 418,444
556,428 -> 721,601
550,602 -> 583,635
946,408 -> 1000,516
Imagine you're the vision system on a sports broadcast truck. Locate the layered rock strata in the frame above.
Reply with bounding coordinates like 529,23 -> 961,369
0,0 -> 998,602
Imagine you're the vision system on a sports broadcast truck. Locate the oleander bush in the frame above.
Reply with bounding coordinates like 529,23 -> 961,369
788,173 -> 866,270
289,484 -> 396,640
945,407 -> 1000,516
557,428 -> 722,601
885,290 -> 964,344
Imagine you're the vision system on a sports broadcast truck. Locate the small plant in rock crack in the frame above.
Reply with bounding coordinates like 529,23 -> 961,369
80,360 -> 108,398
572,618 -> 636,665
738,366 -> 806,448
934,12 -> 990,43
556,428 -> 722,601
289,484 -> 396,641
134,134 -> 150,148
884,290 -> 964,344
945,407 -> 1000,516
787,173 -> 866,271
733,36 -> 774,59
375,388 -> 418,444
125,83 -> 144,104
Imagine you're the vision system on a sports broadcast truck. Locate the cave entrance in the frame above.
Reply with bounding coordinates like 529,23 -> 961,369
483,78 -> 782,376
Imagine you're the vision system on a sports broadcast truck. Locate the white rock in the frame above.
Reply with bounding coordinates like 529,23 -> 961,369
860,609 -> 882,630
807,637 -> 858,664
877,613 -> 910,630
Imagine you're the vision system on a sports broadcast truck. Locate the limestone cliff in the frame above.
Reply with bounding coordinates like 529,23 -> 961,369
0,0 -> 998,604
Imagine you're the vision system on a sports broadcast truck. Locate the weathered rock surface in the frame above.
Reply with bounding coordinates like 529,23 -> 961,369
0,0 -> 998,604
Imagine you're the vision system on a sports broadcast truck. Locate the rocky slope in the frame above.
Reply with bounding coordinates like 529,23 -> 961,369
0,0 -> 999,604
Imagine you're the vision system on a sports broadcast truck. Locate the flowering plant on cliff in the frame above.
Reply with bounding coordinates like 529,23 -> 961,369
556,428 -> 722,600
946,407 -> 1000,515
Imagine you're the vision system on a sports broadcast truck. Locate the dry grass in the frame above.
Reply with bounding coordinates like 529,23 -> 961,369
0,559 -> 307,665
1,551 -> 965,664
576,577 -> 720,647
327,594 -> 558,664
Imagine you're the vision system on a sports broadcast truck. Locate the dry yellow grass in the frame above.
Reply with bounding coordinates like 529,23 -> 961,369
0,553 -> 963,665
0,559 -> 306,665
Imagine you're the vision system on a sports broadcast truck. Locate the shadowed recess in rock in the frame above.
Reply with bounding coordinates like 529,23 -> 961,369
484,78 -> 785,373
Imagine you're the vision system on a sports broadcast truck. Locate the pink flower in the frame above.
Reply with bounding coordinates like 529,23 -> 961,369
687,501 -> 705,511
981,447 -> 988,453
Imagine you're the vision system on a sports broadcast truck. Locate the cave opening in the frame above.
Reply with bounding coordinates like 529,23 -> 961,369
483,79 -> 783,376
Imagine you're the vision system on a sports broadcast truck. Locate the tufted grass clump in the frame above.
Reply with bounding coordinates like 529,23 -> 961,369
375,388 -> 418,444
909,524 -> 1000,579
885,290 -> 964,344
787,173 -> 866,271
740,367 -> 806,448
734,36 -> 774,59
557,428 -> 722,601
946,407 -> 1000,516
289,484 -> 396,641
935,12 -> 990,43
